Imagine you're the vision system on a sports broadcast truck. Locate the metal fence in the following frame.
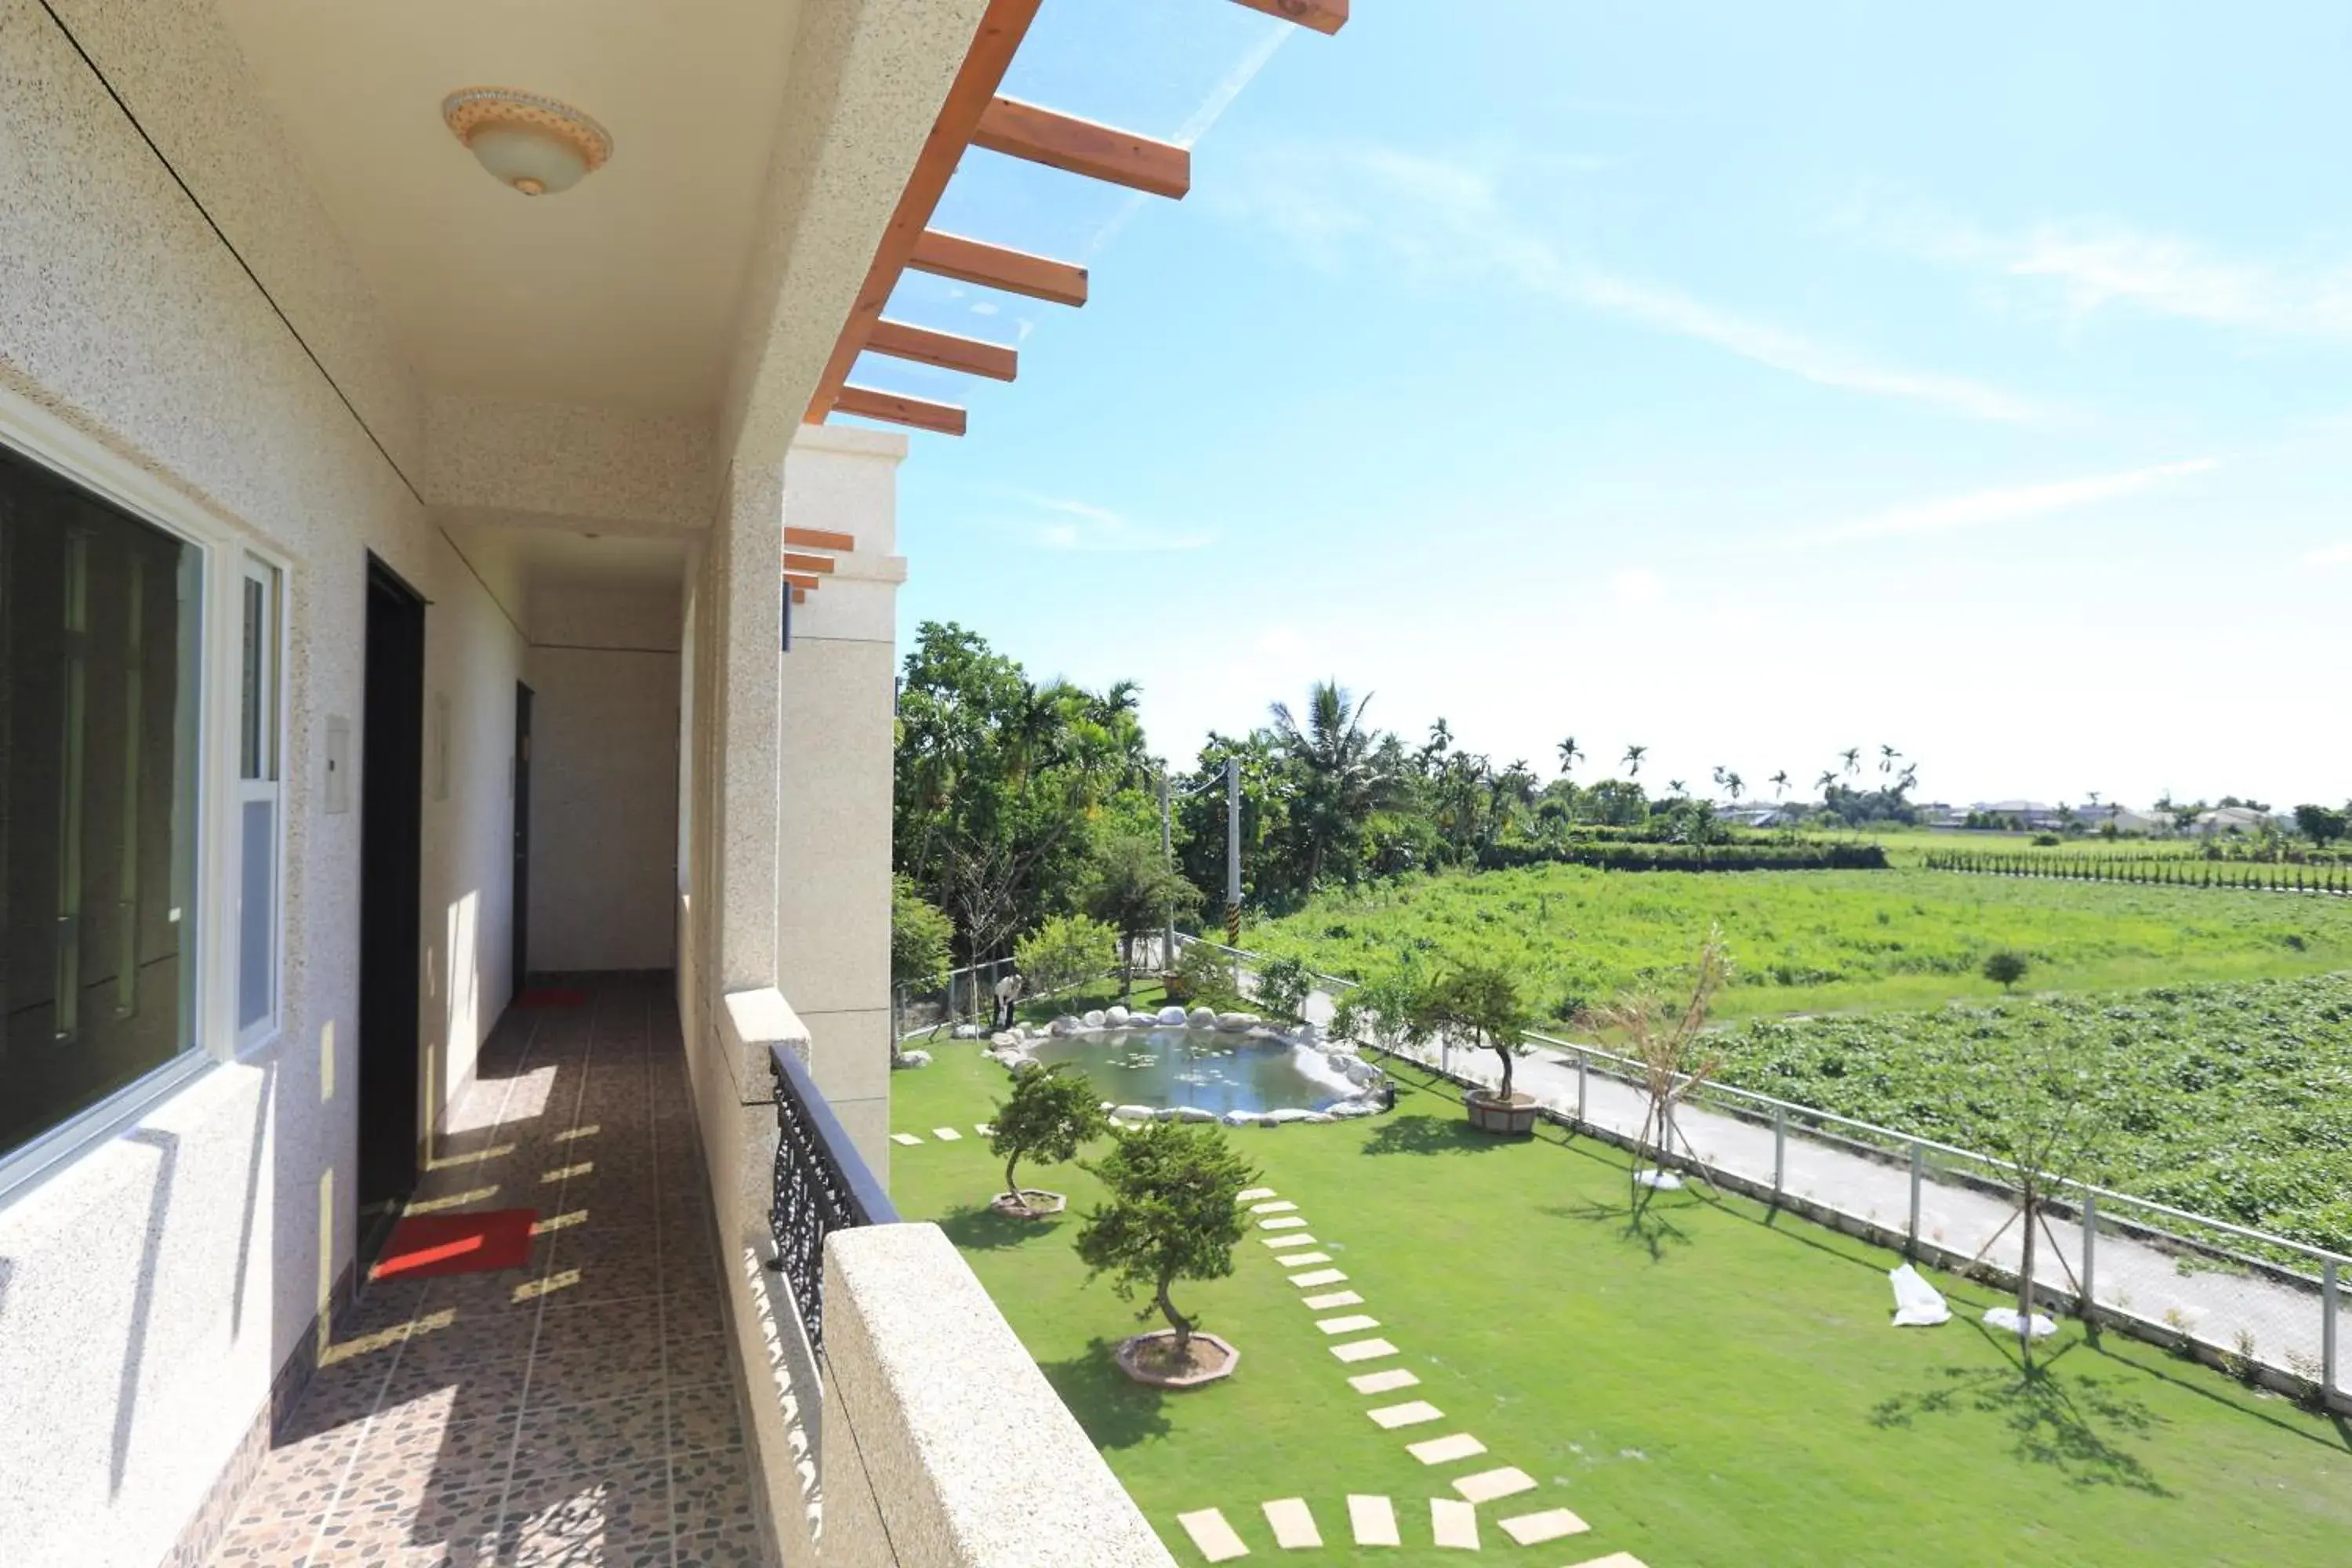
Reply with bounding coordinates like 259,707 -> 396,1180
768,1040 -> 896,1352
1175,934 -> 2349,1412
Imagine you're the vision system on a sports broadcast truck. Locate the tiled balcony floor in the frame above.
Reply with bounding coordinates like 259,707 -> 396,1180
209,972 -> 760,1567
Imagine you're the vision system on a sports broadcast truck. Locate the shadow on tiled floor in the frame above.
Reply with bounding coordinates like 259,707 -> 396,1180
209,973 -> 761,1567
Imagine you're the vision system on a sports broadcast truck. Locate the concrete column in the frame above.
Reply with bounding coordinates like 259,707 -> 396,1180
775,424 -> 907,1176
717,458 -> 786,994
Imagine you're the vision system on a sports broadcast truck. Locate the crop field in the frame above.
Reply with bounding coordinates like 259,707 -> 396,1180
1243,862 -> 2352,1022
1720,975 -> 2352,1253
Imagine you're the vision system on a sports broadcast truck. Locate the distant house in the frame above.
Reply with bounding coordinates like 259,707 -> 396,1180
1972,800 -> 2068,831
2194,806 -> 2274,836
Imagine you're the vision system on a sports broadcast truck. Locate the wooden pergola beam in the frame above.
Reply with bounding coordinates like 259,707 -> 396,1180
784,526 -> 856,552
909,230 -> 1089,307
1227,0 -> 1348,34
866,318 -> 1018,382
971,97 -> 1190,200
835,385 -> 967,437
782,552 -> 837,575
804,0 -> 1045,425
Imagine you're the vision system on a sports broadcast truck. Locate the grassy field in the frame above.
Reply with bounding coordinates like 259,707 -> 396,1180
1243,862 -> 2352,1022
890,1047 -> 2352,1566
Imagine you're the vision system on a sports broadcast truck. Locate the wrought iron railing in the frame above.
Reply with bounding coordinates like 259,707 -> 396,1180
769,1041 -> 897,1351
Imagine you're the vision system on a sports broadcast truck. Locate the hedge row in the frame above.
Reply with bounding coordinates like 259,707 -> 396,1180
1478,840 -> 1889,873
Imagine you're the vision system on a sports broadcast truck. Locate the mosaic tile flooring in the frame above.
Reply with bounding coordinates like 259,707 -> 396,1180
209,973 -> 761,1567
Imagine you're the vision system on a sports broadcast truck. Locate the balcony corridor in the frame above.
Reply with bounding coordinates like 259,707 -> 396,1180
208,973 -> 760,1566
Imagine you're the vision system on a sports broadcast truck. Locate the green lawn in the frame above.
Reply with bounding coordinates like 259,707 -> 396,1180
1244,862 -> 2352,1023
889,1046 -> 2352,1567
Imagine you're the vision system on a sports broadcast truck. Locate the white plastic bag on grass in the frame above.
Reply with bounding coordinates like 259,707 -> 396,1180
1887,1264 -> 1950,1327
1983,1306 -> 2056,1339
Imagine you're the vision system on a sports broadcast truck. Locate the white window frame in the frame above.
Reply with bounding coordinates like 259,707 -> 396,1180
234,556 -> 286,1047
0,386 -> 292,1203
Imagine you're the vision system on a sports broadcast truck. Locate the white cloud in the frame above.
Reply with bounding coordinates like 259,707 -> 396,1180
1610,567 -> 1664,604
2304,541 -> 2352,566
1215,143 -> 2045,422
1783,458 -> 2221,549
1017,492 -> 1217,554
1846,191 -> 2352,342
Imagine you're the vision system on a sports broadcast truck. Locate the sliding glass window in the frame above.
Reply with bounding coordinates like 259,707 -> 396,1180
0,444 -> 202,1162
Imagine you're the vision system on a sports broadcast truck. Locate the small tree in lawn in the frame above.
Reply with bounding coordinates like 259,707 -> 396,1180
1076,1120 -> 1257,1370
988,1064 -> 1106,1215
1581,927 -> 1730,1205
1962,1024 -> 2114,1363
1083,833 -> 1200,1004
1014,912 -> 1116,1001
1409,960 -> 1534,1104
1983,949 -> 2030,993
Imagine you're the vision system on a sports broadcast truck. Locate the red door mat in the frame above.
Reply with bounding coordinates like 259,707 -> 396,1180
372,1209 -> 539,1282
514,987 -> 586,1008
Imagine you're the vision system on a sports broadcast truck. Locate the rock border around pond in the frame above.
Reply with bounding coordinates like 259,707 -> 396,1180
978,1011 -> 1392,1123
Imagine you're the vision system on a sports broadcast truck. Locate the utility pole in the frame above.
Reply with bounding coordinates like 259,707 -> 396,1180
1225,755 -> 1243,949
1159,768 -> 1176,975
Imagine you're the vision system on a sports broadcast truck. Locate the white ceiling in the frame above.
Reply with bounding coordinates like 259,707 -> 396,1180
445,524 -> 688,632
214,0 -> 806,414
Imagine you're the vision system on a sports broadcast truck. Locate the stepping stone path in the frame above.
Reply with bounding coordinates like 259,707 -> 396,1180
931,1127 -> 961,1141
1222,1184 -> 1638,1567
1500,1508 -> 1592,1546
1367,1400 -> 1444,1429
1261,1497 -> 1321,1549
1177,1508 -> 1249,1563
1347,1495 -> 1400,1548
1348,1367 -> 1421,1395
1430,1497 -> 1479,1551
889,1132 -> 922,1146
1407,1432 -> 1486,1465
1453,1466 -> 1536,1504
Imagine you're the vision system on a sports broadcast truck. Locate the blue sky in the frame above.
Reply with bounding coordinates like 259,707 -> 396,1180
856,1 -> 2352,810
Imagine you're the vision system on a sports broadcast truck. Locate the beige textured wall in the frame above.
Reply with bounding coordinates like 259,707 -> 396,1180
0,3 -> 517,1563
776,425 -> 908,1175
524,583 -> 682,975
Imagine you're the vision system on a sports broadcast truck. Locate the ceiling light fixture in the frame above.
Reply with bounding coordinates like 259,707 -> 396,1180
441,88 -> 612,196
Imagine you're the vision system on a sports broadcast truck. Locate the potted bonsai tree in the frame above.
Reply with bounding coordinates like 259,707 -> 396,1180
988,1063 -> 1106,1218
1413,960 -> 1537,1134
1076,1120 -> 1257,1387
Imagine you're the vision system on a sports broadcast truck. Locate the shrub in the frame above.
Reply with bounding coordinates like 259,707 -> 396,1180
891,873 -> 955,988
1015,913 -> 1116,998
1983,949 -> 2030,991
1254,954 -> 1313,1021
1171,938 -> 1247,1012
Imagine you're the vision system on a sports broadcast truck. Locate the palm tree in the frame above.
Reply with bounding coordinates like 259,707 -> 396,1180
1667,779 -> 1688,799
1556,736 -> 1583,777
1723,769 -> 1745,804
1840,747 -> 1861,779
1879,743 -> 1902,776
1815,769 -> 1837,797
1769,771 -> 1790,800
1269,681 -> 1395,892
1622,744 -> 1646,777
